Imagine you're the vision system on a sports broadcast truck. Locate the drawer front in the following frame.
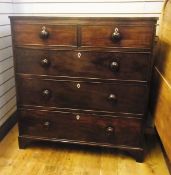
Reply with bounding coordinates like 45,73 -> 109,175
12,23 -> 77,46
81,25 -> 154,48
17,78 -> 148,114
15,48 -> 150,81
19,109 -> 142,147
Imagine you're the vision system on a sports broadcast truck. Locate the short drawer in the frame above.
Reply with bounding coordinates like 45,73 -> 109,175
19,109 -> 142,147
80,25 -> 154,48
15,48 -> 150,82
12,23 -> 77,46
17,77 -> 148,115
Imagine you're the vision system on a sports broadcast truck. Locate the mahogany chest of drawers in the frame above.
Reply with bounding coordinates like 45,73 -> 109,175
10,17 -> 157,162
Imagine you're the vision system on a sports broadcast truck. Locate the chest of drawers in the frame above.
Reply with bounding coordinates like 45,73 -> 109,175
10,17 -> 157,162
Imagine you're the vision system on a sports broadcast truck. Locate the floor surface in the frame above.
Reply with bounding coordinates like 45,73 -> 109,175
0,125 -> 170,175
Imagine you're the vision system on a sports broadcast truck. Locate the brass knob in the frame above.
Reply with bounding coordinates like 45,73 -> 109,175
44,121 -> 50,130
110,61 -> 119,72
108,94 -> 117,102
112,28 -> 121,41
106,126 -> 114,133
42,89 -> 51,98
40,26 -> 49,39
41,58 -> 50,67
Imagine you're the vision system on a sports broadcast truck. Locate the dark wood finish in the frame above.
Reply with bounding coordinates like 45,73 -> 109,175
16,77 -> 148,114
15,48 -> 151,82
10,16 -> 157,162
18,136 -> 31,149
18,109 -> 142,147
9,16 -> 158,24
12,23 -> 77,47
127,148 -> 144,163
80,25 -> 154,49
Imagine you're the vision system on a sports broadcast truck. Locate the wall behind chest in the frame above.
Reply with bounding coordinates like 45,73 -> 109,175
12,0 -> 163,17
0,1 -> 16,129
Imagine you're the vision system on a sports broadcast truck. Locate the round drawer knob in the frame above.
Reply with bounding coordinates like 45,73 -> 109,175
112,28 -> 121,41
40,26 -> 49,39
108,94 -> 117,102
42,89 -> 51,98
110,61 -> 119,72
41,58 -> 50,67
106,126 -> 114,133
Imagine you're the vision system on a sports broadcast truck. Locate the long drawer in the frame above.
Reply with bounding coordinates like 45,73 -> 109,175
17,77 -> 148,114
15,48 -> 150,82
12,23 -> 77,46
18,109 -> 142,147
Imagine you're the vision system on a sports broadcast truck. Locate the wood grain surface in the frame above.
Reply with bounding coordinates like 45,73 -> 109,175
10,16 -> 157,162
16,77 -> 148,115
15,48 -> 151,82
151,0 -> 171,162
18,109 -> 142,147
0,125 -> 170,175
